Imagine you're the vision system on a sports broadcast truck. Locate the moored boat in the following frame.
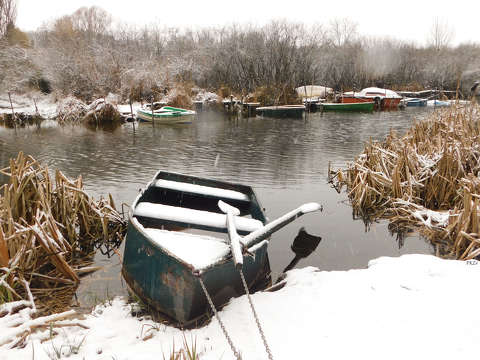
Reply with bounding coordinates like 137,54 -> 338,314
427,99 -> 450,107
137,103 -> 196,123
256,105 -> 305,118
122,171 -> 320,325
320,101 -> 375,112
341,87 -> 402,109
404,98 -> 427,107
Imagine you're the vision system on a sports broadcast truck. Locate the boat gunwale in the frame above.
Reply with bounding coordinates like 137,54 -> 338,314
127,170 -> 268,274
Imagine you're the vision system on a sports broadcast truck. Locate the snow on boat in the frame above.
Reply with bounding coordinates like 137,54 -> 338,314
320,101 -> 375,112
295,85 -> 333,99
122,171 -> 320,325
341,87 -> 402,109
426,99 -> 451,107
136,103 -> 196,123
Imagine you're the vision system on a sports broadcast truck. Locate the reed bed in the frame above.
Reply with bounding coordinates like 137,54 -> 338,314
330,103 -> 480,259
0,152 -> 126,312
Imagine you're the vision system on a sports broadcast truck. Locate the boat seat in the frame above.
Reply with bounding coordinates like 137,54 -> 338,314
153,179 -> 250,202
133,202 -> 263,233
143,228 -> 230,270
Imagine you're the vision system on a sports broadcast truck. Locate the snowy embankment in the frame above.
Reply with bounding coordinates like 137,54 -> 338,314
2,254 -> 479,360
0,92 -> 144,121
0,93 -> 57,119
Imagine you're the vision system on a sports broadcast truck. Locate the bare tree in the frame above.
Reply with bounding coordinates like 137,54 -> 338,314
429,17 -> 454,51
329,18 -> 358,47
0,0 -> 17,37
71,6 -> 111,38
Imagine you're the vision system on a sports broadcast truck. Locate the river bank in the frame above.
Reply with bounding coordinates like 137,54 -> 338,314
2,254 -> 479,359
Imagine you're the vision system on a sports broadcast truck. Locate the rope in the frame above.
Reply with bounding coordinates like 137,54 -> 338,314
239,270 -> 274,360
198,276 -> 242,360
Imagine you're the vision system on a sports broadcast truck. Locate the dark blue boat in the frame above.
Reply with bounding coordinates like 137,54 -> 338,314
122,171 -> 320,325
406,98 -> 427,107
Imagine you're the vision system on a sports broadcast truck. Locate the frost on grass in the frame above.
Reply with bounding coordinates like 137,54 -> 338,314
330,104 -> 480,259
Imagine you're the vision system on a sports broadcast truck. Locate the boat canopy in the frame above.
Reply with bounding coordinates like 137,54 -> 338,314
355,87 -> 402,99
295,85 -> 333,98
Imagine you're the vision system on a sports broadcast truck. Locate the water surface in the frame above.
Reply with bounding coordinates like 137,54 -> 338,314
0,107 -> 435,307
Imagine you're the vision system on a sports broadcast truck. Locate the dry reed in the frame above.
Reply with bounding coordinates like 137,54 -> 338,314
0,152 -> 126,312
330,103 -> 480,259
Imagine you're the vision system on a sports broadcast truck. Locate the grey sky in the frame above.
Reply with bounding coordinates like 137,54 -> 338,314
16,0 -> 478,45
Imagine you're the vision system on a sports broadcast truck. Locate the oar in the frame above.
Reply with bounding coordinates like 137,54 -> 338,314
218,201 -> 322,268
283,227 -> 322,273
218,200 -> 244,269
240,203 -> 322,248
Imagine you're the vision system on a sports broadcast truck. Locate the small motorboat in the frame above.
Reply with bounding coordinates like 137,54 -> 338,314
341,87 -> 402,109
136,103 -> 196,124
427,99 -> 451,107
405,98 -> 427,107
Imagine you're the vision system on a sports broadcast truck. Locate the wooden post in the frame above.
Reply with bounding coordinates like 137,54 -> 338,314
150,97 -> 155,128
8,91 -> 16,129
33,98 -> 39,114
33,97 -> 41,128
129,98 -> 135,134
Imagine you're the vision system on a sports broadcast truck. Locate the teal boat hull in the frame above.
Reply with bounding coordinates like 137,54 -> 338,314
122,171 -> 271,326
256,105 -> 305,118
320,102 -> 375,112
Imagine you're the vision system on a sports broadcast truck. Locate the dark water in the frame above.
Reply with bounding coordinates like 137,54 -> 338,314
0,107 -> 435,307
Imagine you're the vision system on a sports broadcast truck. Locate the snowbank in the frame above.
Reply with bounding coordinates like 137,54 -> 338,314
0,93 -> 57,119
2,254 -> 480,359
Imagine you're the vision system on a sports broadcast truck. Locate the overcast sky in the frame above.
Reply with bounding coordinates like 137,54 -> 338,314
16,0 -> 478,45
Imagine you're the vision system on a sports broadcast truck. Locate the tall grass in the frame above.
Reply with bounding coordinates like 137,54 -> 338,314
330,103 -> 480,259
0,152 -> 126,312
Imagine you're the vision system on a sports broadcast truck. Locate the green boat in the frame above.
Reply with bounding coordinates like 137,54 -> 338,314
319,102 -> 375,112
122,171 -> 320,325
137,103 -> 196,124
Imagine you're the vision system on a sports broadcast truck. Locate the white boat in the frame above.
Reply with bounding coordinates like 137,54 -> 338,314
136,103 -> 196,124
426,100 -> 450,107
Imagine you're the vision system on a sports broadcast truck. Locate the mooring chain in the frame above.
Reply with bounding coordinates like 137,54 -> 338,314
239,270 -> 274,360
198,276 -> 242,360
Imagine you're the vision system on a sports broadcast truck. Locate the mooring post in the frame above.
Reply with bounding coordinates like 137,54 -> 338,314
150,96 -> 155,128
33,98 -> 39,114
8,91 -> 17,130
129,98 -> 135,134
33,97 -> 41,128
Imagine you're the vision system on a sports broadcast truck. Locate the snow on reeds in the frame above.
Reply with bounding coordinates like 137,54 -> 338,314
330,103 -> 480,259
0,152 -> 126,315
56,96 -> 122,125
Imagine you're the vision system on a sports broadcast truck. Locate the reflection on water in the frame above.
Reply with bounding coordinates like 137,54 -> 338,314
0,107 -> 434,308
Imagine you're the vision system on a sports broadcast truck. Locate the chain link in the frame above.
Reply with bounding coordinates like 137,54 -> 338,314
198,276 -> 242,360
239,270 -> 274,360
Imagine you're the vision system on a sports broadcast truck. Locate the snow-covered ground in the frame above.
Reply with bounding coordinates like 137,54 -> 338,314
1,254 -> 479,360
0,93 -> 58,119
0,92 -> 145,120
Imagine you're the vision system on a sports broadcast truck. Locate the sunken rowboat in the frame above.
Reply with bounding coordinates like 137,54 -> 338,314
320,102 -> 375,112
137,103 -> 196,124
256,105 -> 305,118
122,171 -> 320,325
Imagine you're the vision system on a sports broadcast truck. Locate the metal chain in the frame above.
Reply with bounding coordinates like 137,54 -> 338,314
198,276 -> 242,360
239,270 -> 274,360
